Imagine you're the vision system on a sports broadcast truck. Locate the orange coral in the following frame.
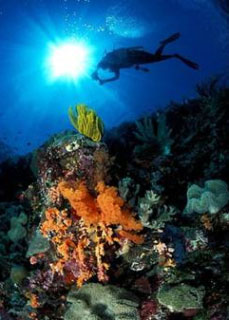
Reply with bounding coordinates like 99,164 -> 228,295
118,230 -> 144,244
40,180 -> 143,287
40,208 -> 69,237
57,239 -> 76,260
96,181 -> 143,231
30,293 -> 40,309
58,180 -> 143,231
58,180 -> 100,225
154,241 -> 176,270
201,214 -> 213,230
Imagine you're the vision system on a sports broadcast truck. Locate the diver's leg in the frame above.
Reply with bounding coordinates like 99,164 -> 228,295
157,54 -> 199,70
155,32 -> 181,56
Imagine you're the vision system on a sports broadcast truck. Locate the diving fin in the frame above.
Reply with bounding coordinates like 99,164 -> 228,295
175,54 -> 199,70
160,32 -> 181,45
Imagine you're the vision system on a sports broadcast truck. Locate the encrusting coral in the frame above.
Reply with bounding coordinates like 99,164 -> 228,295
68,104 -> 104,142
64,283 -> 140,320
40,180 -> 143,287
157,283 -> 205,313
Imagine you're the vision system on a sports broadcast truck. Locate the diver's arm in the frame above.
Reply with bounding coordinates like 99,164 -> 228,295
91,70 -> 100,81
91,67 -> 120,85
99,69 -> 120,85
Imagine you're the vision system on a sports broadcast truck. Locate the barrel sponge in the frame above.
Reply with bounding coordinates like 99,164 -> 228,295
64,283 -> 140,320
184,179 -> 229,214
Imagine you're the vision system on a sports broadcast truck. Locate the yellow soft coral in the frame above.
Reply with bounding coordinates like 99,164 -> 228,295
68,104 -> 104,142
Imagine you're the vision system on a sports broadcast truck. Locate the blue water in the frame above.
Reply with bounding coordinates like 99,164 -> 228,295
0,0 -> 228,157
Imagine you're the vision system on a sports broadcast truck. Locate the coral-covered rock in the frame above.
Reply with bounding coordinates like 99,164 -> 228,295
34,131 -> 112,195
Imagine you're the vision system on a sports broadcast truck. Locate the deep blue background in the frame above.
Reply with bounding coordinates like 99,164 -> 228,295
0,0 -> 228,155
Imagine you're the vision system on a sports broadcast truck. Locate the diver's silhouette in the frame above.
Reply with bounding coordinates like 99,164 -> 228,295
92,33 -> 199,85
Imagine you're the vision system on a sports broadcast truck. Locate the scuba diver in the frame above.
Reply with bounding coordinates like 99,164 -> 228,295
91,33 -> 199,85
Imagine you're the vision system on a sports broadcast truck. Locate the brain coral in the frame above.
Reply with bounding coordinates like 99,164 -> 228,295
184,179 -> 229,214
64,283 -> 140,320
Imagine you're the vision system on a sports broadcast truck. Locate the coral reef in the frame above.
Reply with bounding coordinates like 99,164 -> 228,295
1,81 -> 229,320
